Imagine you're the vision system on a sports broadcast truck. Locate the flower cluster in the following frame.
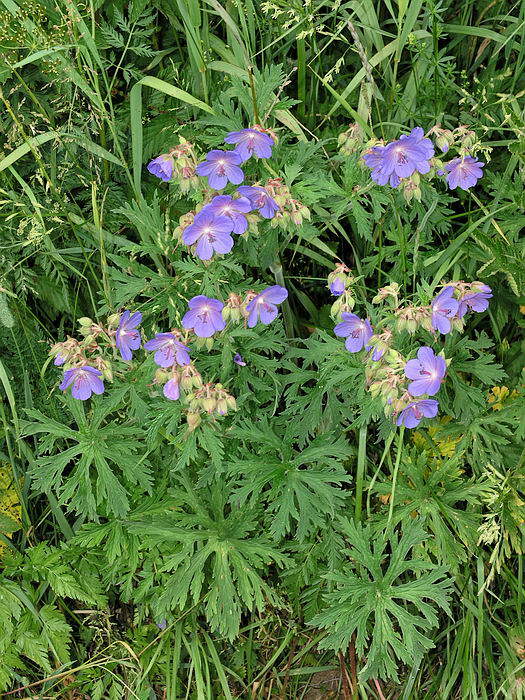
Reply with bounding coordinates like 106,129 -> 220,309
52,282 -> 288,426
54,124 -> 294,432
50,311 -> 144,400
353,123 -> 486,196
330,270 -> 493,428
150,127 -> 308,262
147,138 -> 199,192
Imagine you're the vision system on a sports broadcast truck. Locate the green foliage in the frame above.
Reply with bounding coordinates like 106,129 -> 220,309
0,0 -> 524,696
310,519 -> 453,682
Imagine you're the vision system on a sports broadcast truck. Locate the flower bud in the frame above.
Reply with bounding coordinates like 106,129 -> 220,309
106,314 -> 120,329
154,368 -> 170,384
216,398 -> 228,415
78,317 -> 93,327
338,124 -> 364,155
186,411 -> 202,431
202,397 -> 216,414
369,382 -> 382,398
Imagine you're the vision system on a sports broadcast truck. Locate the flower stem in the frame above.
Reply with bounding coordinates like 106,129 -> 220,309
354,424 -> 368,522
386,426 -> 405,532
247,65 -> 261,125
270,259 -> 294,337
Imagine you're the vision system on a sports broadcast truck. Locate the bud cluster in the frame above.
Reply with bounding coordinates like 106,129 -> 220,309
167,139 -> 200,192
50,318 -> 115,383
264,178 -> 311,229
337,123 -> 365,155
328,263 -> 356,318
186,382 -> 237,431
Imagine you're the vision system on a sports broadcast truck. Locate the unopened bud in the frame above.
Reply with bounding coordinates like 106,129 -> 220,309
78,317 -> 93,327
216,398 -> 228,415
186,411 -> 202,431
202,397 -> 216,414
154,368 -> 170,384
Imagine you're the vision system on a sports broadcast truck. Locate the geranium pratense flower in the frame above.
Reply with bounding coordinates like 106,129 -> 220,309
237,186 -> 279,219
445,156 -> 484,191
116,310 -> 142,361
206,195 -> 252,234
396,399 -> 439,429
329,277 -> 346,296
182,208 -> 234,260
182,296 -> 226,338
144,333 -> 191,368
234,353 -> 246,366
334,313 -> 373,352
458,284 -> 493,318
59,366 -> 104,400
431,287 -> 459,335
163,375 -> 180,401
246,286 -> 288,328
404,347 -> 446,396
147,152 -> 174,182
224,128 -> 274,162
363,127 -> 434,187
196,150 -> 244,190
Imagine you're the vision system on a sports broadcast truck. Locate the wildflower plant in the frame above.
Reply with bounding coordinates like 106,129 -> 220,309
9,90 -> 524,697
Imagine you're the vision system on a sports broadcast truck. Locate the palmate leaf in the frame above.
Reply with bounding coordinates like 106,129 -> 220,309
310,518 -> 452,682
22,394 -> 152,518
127,481 -> 290,640
228,433 -> 352,541
371,448 -> 490,566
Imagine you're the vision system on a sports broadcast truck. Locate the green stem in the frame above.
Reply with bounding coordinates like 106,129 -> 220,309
366,430 -> 395,519
354,424 -> 368,522
247,65 -> 261,124
270,258 -> 294,337
386,426 -> 405,532
296,37 -> 306,121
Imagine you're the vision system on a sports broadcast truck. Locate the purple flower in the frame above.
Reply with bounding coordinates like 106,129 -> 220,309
54,353 -> 66,366
163,376 -> 180,401
431,287 -> 459,335
363,127 -> 434,187
182,208 -> 234,261
445,156 -> 484,191
246,286 -> 288,328
182,296 -> 226,338
334,313 -> 373,352
237,186 -> 279,219
116,310 -> 142,361
404,347 -> 446,397
59,366 -> 104,400
147,153 -> 174,182
144,333 -> 191,368
224,128 -> 274,162
458,284 -> 493,318
329,277 -> 346,296
396,399 -> 439,429
234,353 -> 246,366
207,195 -> 252,234
196,150 -> 244,190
